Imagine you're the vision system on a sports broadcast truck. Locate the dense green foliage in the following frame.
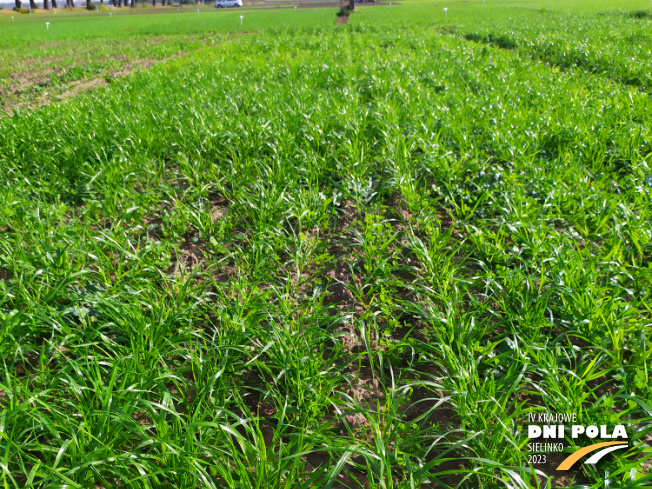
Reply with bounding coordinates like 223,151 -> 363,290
1,2 -> 651,488
456,10 -> 652,88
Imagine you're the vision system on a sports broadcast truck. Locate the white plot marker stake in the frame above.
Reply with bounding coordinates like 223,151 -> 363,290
443,7 -> 447,15
197,8 -> 199,14
240,14 -> 243,25
46,21 -> 50,29
12,15 -> 14,20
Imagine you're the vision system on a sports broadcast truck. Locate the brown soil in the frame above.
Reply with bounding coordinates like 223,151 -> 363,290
58,77 -> 107,99
209,192 -> 229,221
0,268 -> 10,281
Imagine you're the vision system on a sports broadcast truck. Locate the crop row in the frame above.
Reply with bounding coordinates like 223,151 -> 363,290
456,10 -> 652,89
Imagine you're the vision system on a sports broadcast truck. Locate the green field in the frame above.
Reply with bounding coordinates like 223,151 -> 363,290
1,1 -> 652,488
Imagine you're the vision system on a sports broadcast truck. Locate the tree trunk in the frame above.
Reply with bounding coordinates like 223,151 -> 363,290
29,0 -> 37,8
69,0 -> 75,8
52,0 -> 57,7
15,0 -> 22,8
348,0 -> 354,11
152,0 -> 155,6
117,0 -> 121,6
86,0 -> 91,8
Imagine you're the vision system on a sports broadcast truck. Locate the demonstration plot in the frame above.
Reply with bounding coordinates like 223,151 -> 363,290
0,2 -> 651,488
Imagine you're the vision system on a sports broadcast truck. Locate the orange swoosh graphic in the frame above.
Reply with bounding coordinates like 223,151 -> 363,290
557,442 -> 628,470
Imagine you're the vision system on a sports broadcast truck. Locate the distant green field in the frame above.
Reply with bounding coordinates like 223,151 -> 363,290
3,0 -> 652,109
1,1 -> 651,488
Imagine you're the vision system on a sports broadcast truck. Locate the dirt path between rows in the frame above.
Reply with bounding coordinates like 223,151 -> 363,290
2,53 -> 182,115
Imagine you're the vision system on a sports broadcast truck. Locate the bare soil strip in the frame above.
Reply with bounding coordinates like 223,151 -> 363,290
3,56 -> 173,114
